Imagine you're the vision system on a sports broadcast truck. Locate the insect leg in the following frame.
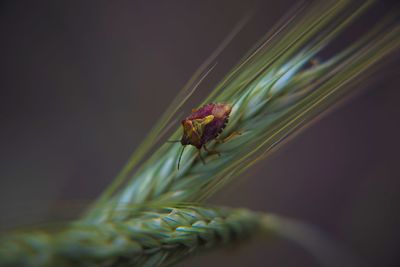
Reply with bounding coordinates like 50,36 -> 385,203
217,131 -> 242,143
177,145 -> 186,170
203,144 -> 221,156
197,149 -> 206,165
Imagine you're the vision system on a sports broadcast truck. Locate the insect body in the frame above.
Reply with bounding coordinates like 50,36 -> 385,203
178,103 -> 232,169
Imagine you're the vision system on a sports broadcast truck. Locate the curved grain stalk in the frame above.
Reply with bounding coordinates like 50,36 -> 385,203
0,1 -> 399,267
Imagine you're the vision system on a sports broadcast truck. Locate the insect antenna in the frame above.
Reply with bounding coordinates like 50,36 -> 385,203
166,140 -> 181,143
177,145 -> 186,170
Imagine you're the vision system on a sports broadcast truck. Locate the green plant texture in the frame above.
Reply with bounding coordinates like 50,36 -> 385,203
0,1 -> 399,266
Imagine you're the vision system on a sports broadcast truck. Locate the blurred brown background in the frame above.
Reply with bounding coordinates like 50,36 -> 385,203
0,0 -> 399,266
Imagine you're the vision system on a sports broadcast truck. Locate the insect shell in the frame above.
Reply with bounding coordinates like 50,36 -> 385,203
177,103 -> 232,169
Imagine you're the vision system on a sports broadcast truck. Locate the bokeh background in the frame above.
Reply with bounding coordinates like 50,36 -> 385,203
0,0 -> 399,266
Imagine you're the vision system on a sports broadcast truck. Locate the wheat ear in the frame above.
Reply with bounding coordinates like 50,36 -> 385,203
87,0 -> 399,216
0,205 -> 269,267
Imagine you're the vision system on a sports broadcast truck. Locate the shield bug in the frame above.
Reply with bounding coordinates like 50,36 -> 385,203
177,103 -> 232,169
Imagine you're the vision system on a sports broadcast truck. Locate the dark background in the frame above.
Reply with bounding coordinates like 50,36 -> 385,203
0,1 -> 399,266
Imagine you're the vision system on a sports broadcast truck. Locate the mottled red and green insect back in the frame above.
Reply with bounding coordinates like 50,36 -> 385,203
177,103 -> 232,169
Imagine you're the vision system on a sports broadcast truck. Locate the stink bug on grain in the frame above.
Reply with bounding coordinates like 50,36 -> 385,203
175,103 -> 232,169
